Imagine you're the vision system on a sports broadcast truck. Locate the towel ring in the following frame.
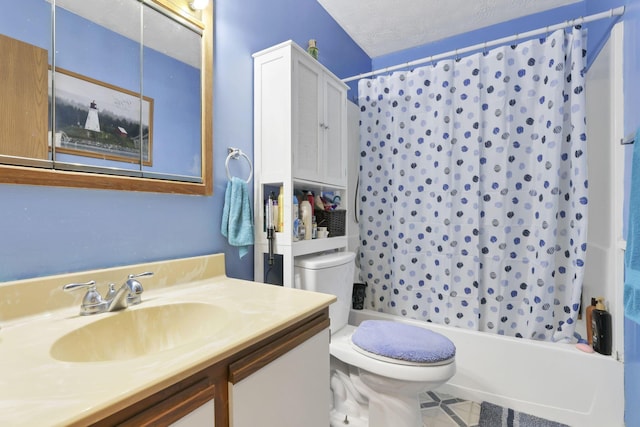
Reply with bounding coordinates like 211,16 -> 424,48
225,147 -> 253,183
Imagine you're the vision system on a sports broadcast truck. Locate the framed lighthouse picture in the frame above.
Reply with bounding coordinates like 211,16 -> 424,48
51,67 -> 154,166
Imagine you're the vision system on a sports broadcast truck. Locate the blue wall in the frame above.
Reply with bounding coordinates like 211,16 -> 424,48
621,0 -> 640,424
0,0 -> 369,282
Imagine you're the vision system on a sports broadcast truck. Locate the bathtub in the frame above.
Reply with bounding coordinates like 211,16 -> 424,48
348,309 -> 624,427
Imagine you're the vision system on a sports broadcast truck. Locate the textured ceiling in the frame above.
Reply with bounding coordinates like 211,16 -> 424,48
317,0 -> 581,57
56,0 -> 201,68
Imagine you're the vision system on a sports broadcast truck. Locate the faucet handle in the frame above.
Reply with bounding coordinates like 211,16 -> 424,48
125,271 -> 153,306
128,271 -> 154,280
62,280 -> 96,292
62,280 -> 107,316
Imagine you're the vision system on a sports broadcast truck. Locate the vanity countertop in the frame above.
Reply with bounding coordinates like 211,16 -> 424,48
0,254 -> 335,426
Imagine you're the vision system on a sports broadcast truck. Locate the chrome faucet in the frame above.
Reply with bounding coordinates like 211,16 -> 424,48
63,272 -> 153,316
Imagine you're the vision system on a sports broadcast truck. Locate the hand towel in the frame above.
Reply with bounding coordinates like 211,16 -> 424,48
625,128 -> 640,324
221,176 -> 254,259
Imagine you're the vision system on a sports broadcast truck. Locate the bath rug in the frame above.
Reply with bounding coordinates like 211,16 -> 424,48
479,401 -> 569,427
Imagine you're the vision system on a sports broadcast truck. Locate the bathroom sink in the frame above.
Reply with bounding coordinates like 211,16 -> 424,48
50,302 -> 230,363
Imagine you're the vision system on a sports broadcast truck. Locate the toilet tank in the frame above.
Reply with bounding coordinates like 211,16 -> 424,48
294,251 -> 356,333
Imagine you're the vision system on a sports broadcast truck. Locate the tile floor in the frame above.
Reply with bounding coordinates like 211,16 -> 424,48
420,391 -> 480,427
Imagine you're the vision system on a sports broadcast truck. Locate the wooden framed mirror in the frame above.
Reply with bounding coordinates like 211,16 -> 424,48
0,0 -> 213,195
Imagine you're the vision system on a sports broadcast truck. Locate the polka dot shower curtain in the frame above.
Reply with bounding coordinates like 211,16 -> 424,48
358,27 -> 588,342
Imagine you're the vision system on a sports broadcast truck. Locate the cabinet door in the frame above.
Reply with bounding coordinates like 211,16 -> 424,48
293,54 -> 322,182
322,76 -> 347,186
170,400 -> 215,427
229,329 -> 330,427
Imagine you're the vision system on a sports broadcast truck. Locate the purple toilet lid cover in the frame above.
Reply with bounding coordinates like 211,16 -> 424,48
351,320 -> 456,363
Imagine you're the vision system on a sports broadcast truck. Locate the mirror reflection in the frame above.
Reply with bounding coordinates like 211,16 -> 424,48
53,0 -> 143,173
142,4 -> 202,179
1,0 -> 207,185
0,0 -> 51,163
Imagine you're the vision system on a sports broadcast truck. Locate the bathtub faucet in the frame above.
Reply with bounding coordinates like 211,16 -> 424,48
63,271 -> 154,316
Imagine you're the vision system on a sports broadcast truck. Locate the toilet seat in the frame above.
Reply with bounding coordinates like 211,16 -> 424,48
330,325 -> 456,383
351,343 -> 455,367
351,320 -> 456,365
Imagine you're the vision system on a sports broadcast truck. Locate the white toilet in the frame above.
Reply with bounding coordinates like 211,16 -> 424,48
294,251 -> 456,427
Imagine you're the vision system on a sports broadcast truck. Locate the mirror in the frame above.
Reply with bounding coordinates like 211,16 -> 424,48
0,0 -> 213,195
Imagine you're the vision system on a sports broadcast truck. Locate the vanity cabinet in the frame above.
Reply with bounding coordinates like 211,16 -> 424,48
253,40 -> 349,287
229,329 -> 330,427
91,363 -> 223,427
88,308 -> 330,427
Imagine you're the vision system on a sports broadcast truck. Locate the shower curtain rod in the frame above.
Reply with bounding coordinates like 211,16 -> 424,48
342,6 -> 625,83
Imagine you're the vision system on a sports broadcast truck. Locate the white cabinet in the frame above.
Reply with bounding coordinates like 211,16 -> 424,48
170,400 -> 215,426
253,40 -> 349,287
253,40 -> 347,189
229,328 -> 330,427
293,53 -> 347,186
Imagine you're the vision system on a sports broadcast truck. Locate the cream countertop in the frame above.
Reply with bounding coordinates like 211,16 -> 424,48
0,254 -> 335,426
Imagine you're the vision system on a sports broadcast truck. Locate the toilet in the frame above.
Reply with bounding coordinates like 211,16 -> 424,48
294,251 -> 456,427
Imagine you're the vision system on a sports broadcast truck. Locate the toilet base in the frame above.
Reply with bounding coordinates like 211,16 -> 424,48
330,409 -> 368,427
330,357 -> 427,427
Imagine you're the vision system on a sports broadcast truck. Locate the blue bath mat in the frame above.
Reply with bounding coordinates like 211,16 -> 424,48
479,402 -> 569,427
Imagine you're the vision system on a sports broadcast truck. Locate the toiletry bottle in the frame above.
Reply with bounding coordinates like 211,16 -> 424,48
265,193 -> 274,230
312,215 -> 317,239
300,200 -> 312,240
270,192 -> 278,233
263,198 -> 267,232
591,297 -> 612,355
307,39 -> 318,60
292,195 -> 299,241
277,186 -> 284,232
586,297 -> 596,346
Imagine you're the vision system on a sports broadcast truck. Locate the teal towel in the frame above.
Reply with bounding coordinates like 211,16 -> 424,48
625,128 -> 640,324
221,177 -> 254,259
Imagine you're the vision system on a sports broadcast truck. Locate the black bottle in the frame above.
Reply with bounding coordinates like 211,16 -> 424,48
591,297 -> 612,356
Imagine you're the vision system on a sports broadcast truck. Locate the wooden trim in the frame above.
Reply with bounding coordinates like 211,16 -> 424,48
150,0 -> 206,30
88,372 -> 212,426
0,34 -> 48,159
0,164 -> 210,195
229,309 -> 330,384
119,380 -> 215,426
202,1 -> 214,196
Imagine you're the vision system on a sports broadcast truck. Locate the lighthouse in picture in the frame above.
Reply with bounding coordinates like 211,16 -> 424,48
84,100 -> 100,132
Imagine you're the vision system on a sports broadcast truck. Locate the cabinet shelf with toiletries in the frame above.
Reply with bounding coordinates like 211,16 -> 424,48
253,40 -> 349,288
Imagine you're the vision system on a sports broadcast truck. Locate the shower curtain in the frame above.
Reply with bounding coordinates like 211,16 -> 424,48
358,28 -> 588,342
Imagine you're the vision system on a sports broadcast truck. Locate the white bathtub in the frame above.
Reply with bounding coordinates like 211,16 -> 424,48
348,309 -> 624,427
